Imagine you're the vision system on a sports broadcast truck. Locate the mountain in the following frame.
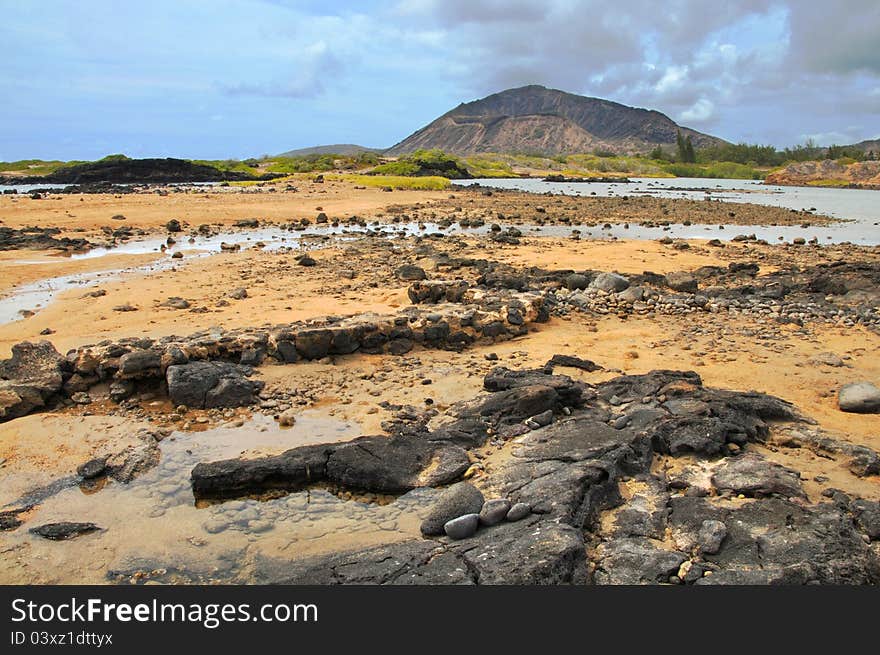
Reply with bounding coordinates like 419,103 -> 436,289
278,144 -> 383,157
847,139 -> 880,156
386,85 -> 725,156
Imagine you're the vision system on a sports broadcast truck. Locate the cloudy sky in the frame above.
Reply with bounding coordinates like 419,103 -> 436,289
1,0 -> 878,160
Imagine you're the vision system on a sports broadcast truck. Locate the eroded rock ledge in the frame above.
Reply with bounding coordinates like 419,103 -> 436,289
191,366 -> 880,585
0,288 -> 547,421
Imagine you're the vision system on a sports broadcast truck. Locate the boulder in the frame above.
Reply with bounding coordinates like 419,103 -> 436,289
590,272 -> 630,292
117,349 -> 162,378
479,499 -> 511,526
395,265 -> 427,281
0,341 -> 65,420
166,361 -> 264,409
545,354 -> 602,372
838,381 -> 880,413
564,273 -> 589,290
506,502 -> 531,521
711,454 -> 805,498
664,271 -> 699,292
420,482 -> 485,536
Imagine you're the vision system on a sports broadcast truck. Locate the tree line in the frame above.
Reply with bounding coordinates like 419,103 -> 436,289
647,133 -> 875,165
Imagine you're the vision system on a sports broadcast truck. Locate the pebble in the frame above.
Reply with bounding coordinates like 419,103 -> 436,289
479,498 -> 511,526
506,502 -> 531,522
203,520 -> 229,534
278,408 -> 297,427
444,513 -> 480,540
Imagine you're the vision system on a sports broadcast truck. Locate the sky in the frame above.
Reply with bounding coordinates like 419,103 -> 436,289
1,0 -> 878,161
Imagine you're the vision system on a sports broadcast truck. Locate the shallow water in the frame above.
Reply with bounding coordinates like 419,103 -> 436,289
453,177 -> 880,245
2,177 -> 878,324
0,222 -> 451,324
454,176 -> 880,222
0,411 -> 438,584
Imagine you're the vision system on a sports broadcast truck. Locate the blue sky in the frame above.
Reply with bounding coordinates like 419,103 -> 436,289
1,0 -> 878,160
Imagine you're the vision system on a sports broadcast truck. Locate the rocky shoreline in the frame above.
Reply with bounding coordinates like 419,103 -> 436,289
174,367 -> 880,584
0,179 -> 878,586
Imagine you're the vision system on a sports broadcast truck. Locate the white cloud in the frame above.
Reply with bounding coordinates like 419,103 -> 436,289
680,98 -> 716,124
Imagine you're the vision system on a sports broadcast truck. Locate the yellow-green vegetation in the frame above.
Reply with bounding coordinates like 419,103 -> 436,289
460,152 -> 671,178
661,161 -> 763,179
806,178 -> 852,187
332,173 -> 451,190
463,155 -> 516,178
192,159 -> 261,175
265,152 -> 379,174
0,159 -> 85,176
370,149 -> 470,179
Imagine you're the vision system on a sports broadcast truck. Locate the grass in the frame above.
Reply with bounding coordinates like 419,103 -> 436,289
191,159 -> 260,175
460,152 -> 673,178
661,161 -> 763,180
0,159 -> 85,176
806,178 -> 852,187
332,173 -> 451,190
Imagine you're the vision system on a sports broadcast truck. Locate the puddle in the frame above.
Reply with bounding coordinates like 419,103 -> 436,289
0,222 -> 452,325
0,411 -> 440,584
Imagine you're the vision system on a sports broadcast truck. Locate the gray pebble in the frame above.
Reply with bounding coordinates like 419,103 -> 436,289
444,513 -> 480,540
479,498 -> 511,526
506,502 -> 531,522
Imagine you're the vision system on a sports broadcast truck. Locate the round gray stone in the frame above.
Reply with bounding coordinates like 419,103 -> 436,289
590,272 -> 630,292
506,502 -> 531,522
839,381 -> 880,413
420,482 -> 485,536
479,498 -> 511,526
444,513 -> 479,540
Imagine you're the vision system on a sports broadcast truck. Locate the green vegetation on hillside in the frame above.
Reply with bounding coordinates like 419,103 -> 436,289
370,149 -> 471,178
264,152 -> 379,174
0,159 -> 85,176
2,139 -> 873,184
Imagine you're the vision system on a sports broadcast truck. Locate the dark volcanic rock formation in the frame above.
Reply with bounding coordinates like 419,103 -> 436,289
0,157 -> 280,185
387,85 -> 724,156
222,366 -> 879,585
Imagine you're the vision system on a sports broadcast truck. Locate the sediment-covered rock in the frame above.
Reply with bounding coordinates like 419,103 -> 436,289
0,341 -> 65,421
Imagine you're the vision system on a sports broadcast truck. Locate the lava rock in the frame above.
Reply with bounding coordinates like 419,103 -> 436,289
191,444 -> 334,497
0,341 -> 65,421
711,454 -> 805,498
697,519 -> 728,554
395,265 -> 427,281
166,361 -> 264,409
29,522 -> 101,540
590,272 -> 630,292
327,434 -> 470,493
77,457 -> 108,480
664,271 -> 699,293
